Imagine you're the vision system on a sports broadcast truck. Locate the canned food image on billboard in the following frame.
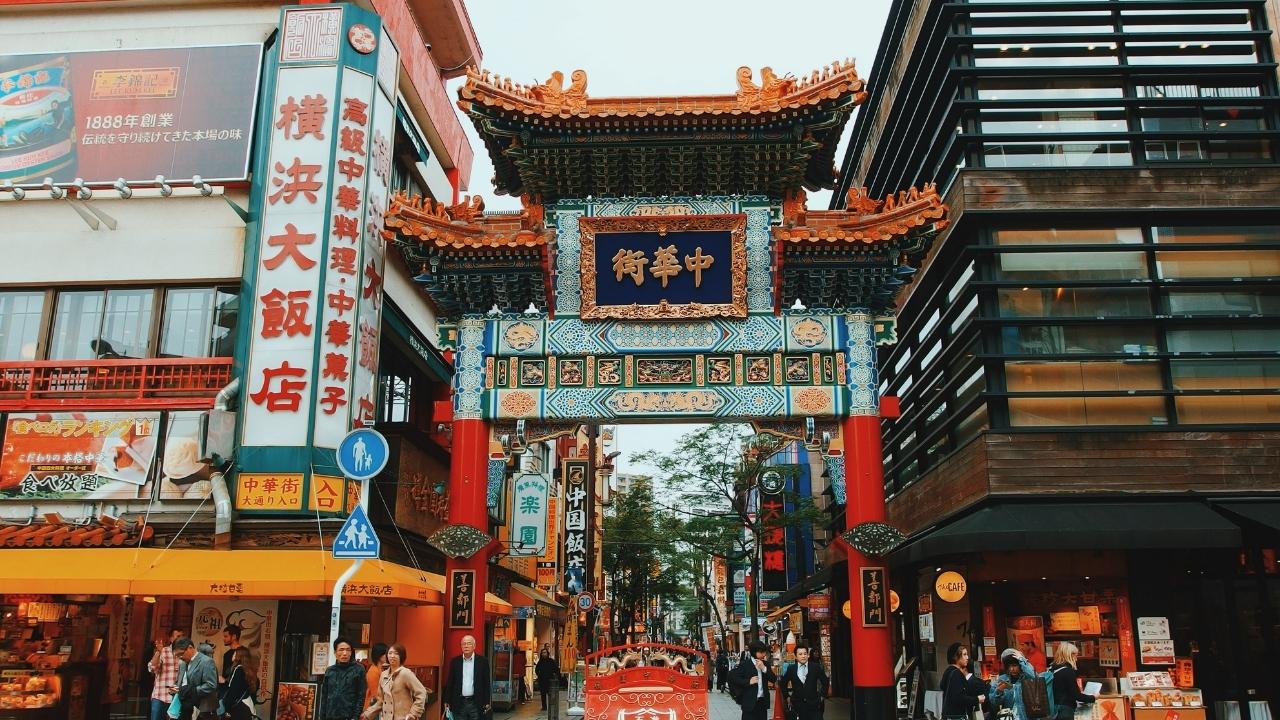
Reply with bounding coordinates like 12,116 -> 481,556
0,44 -> 263,185
0,56 -> 76,182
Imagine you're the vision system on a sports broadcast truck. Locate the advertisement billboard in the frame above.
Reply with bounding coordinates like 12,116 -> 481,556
0,44 -> 262,184
0,412 -> 160,499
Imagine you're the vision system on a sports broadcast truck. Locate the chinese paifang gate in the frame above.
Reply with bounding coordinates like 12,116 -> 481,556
382,61 -> 949,720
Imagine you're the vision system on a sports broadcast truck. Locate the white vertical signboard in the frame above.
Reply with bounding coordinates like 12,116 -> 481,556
348,30 -> 397,428
510,473 -> 550,555
311,68 -> 374,449
242,63 -> 338,447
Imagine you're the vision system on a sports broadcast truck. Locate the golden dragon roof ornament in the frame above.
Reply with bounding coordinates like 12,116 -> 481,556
458,60 -> 865,119
775,184 -> 950,244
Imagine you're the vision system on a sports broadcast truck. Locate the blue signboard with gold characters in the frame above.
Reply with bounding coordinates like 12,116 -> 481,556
578,214 -> 746,320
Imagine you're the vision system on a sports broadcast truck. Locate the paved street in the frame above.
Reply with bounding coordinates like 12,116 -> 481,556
493,686 -> 852,720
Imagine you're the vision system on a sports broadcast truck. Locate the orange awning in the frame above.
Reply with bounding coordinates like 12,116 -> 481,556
485,592 -> 513,616
0,549 -> 442,604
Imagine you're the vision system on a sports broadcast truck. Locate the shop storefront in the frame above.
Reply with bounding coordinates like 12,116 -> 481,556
890,500 -> 1280,720
0,549 -> 447,720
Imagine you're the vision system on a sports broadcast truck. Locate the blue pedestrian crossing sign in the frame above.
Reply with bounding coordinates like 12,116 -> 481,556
333,504 -> 380,559
337,428 -> 389,481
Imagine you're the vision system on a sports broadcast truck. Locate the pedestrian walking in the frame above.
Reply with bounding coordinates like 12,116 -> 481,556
534,647 -> 560,712
443,635 -> 491,720
513,647 -> 528,704
715,650 -> 730,693
940,643 -> 987,720
729,641 -> 776,720
364,643 -> 428,720
174,637 -> 218,720
1048,643 -> 1096,720
319,636 -> 367,720
990,649 -> 1036,720
219,647 -> 259,720
780,645 -> 829,720
148,629 -> 182,720
365,643 -> 389,710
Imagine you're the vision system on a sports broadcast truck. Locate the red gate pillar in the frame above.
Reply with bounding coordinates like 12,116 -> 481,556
842,313 -> 894,720
444,317 -> 492,656
444,417 -> 491,654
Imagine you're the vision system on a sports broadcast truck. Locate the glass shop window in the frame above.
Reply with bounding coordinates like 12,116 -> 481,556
1171,359 -> 1280,391
1125,40 -> 1258,66
50,289 -> 153,360
999,324 -> 1156,355
979,107 -> 1127,134
0,291 -> 45,361
997,287 -> 1151,318
1008,396 -> 1168,426
1166,327 -> 1280,353
159,287 -> 238,358
977,77 -> 1123,101
1120,8 -> 1253,34
982,141 -> 1132,168
1004,360 -> 1163,392
994,251 -> 1148,282
1165,290 -> 1280,317
974,43 -> 1119,68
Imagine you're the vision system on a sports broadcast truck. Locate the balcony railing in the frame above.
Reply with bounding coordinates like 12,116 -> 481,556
0,358 -> 234,410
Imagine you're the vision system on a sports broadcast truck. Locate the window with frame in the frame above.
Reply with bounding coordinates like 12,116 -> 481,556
0,292 -> 45,361
12,286 -> 238,362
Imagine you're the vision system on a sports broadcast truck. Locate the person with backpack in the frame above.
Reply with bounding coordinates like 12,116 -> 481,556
1048,643 -> 1095,720
990,650 -> 1037,720
941,643 -> 988,720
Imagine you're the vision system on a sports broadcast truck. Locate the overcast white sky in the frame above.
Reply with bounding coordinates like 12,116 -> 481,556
450,0 -> 893,474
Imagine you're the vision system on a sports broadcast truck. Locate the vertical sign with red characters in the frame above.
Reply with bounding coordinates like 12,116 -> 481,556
311,69 -> 373,449
236,4 -> 396,511
242,61 -> 338,448
349,28 -> 397,430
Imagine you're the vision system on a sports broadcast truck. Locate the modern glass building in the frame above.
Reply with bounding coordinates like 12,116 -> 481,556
840,0 -> 1280,706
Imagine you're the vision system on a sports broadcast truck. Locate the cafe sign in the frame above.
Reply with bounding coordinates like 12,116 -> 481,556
935,571 -> 967,602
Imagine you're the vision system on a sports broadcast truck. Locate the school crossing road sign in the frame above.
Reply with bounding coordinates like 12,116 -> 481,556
336,428 -> 389,482
333,504 -> 380,559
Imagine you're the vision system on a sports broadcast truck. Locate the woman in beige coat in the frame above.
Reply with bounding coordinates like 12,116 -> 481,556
363,643 -> 428,720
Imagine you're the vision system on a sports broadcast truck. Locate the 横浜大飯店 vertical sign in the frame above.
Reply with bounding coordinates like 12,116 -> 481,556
239,4 -> 398,488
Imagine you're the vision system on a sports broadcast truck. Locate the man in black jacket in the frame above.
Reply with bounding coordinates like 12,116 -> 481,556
729,641 -> 777,720
319,636 -> 366,720
534,648 -> 560,713
444,635 -> 491,720
780,646 -> 830,720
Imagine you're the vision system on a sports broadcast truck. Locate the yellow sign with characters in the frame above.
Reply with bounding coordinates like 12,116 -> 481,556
935,571 -> 967,602
235,473 -> 304,511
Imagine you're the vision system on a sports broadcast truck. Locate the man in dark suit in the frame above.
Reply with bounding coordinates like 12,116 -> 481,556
444,635 -> 491,720
729,641 -> 777,720
780,645 -> 830,720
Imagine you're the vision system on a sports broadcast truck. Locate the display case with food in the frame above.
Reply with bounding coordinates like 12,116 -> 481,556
1123,672 -> 1205,720
0,668 -> 61,717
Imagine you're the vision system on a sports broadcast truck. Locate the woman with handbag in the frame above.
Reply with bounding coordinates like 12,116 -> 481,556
362,644 -> 428,720
220,647 -> 258,720
941,643 -> 988,720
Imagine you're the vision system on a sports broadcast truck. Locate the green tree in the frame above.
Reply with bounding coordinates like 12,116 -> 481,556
633,424 -> 825,641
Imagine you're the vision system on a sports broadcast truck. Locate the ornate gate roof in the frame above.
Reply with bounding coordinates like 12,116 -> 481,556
457,61 -> 866,200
